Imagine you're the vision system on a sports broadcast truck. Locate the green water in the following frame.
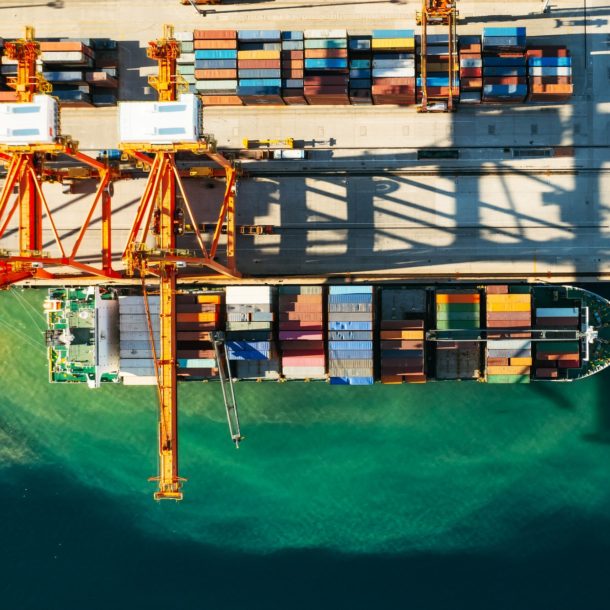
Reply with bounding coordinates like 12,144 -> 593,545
2,288 -> 610,609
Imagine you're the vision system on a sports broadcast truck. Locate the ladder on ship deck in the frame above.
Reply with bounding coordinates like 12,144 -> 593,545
212,331 -> 243,447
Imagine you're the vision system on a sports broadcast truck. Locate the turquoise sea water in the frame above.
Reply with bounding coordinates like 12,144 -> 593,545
2,287 -> 610,609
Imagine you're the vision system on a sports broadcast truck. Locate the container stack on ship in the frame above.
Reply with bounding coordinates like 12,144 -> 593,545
434,290 -> 481,380
485,286 -> 532,383
328,286 -> 374,385
195,29 -> 241,106
175,31 -> 196,94
526,45 -> 573,102
176,292 -> 222,380
481,27 -> 527,103
379,288 -> 426,384
279,286 -> 326,379
225,286 -> 280,380
281,31 -> 306,105
348,34 -> 372,105
371,29 -> 415,105
458,35 -> 482,104
304,29 -> 349,105
237,30 -> 283,105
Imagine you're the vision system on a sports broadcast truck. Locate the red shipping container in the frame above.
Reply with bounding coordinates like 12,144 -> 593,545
535,368 -> 558,378
304,86 -> 348,94
486,312 -> 531,321
305,75 -> 348,86
460,77 -> 483,90
193,30 -> 237,40
279,331 -> 323,340
536,317 -> 578,327
526,47 -> 570,58
484,76 -> 527,85
279,320 -> 324,330
459,67 -> 482,77
372,77 -> 415,87
486,320 -> 532,328
460,42 -> 482,53
486,285 -> 509,294
487,357 -> 510,366
280,341 -> 325,350
282,50 -> 304,59
282,60 -> 304,70
284,70 -> 304,79
282,356 -> 325,366
239,59 -> 281,69
557,359 -> 580,369
372,85 -> 416,95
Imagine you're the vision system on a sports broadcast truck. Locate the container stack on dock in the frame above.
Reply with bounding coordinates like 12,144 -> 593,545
534,341 -> 581,379
417,33 -> 458,107
328,286 -> 374,385
175,31 -> 196,95
175,292 -> 222,380
278,286 -> 325,379
481,27 -> 527,103
304,29 -> 349,105
371,29 -> 415,105
458,35 -> 482,104
237,30 -> 283,105
225,286 -> 280,380
281,31 -> 306,104
347,34 -> 372,104
379,288 -> 426,384
194,29 -> 241,106
118,295 -> 158,385
526,46 -> 573,101
434,290 -> 481,380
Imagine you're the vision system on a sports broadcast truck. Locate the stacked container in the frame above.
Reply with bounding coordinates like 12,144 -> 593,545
527,46 -> 573,101
371,29 -> 415,105
347,35 -> 372,104
458,35 -> 482,104
534,341 -> 581,379
281,31 -> 306,104
304,29 -> 349,105
175,31 -> 196,95
194,29 -> 241,106
379,288 -> 426,384
328,286 -> 374,385
486,339 -> 532,383
237,30 -> 283,105
278,286 -> 325,379
417,33 -> 458,107
225,286 -> 280,380
434,290 -> 481,380
482,27 -> 527,103
175,292 -> 222,380
118,295 -> 159,385
535,306 -> 579,329
486,288 -> 532,331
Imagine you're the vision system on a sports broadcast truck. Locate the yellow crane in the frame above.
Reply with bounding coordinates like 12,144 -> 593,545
416,0 -> 459,112
120,25 -> 241,501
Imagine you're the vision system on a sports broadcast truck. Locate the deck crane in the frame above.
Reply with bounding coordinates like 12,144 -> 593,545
416,0 -> 459,112
0,27 -> 120,289
119,25 -> 243,501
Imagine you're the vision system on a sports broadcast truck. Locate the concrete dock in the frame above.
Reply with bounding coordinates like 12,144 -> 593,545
0,0 -> 609,281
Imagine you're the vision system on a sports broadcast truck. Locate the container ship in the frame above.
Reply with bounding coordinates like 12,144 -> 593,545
44,284 -> 610,387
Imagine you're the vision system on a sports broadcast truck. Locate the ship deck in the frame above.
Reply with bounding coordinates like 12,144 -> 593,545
0,0 -> 609,282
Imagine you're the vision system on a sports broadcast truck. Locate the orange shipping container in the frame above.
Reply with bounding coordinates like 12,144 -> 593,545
487,365 -> 531,375
177,312 -> 218,323
304,49 -> 348,59
196,69 -> 237,79
486,294 -> 531,303
380,330 -> 424,340
194,39 -> 237,50
510,357 -> 533,366
199,95 -> 243,106
435,293 -> 480,304
196,295 -> 222,304
381,375 -> 403,384
193,30 -> 237,40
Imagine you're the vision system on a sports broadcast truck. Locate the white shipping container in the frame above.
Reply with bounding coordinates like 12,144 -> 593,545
372,59 -> 415,68
460,57 -> 482,68
121,375 -> 158,386
272,149 -> 306,160
226,286 -> 272,305
282,366 -> 326,378
487,339 -> 532,350
177,53 -> 195,65
529,66 -> 572,77
175,31 -> 194,42
372,68 -> 415,78
304,29 -> 347,39
41,51 -> 88,63
119,93 -> 201,144
195,80 -> 238,91
120,349 -> 155,359
0,95 -> 59,145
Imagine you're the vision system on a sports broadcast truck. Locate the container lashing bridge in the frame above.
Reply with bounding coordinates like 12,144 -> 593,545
120,24 -> 243,501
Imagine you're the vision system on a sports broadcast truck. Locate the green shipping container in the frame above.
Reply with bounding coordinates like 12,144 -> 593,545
487,374 -> 531,383
436,320 -> 480,330
536,341 -> 579,354
436,312 -> 480,321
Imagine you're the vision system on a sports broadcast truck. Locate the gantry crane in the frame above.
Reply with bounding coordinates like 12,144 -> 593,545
0,27 -> 120,289
120,25 -> 242,501
416,0 -> 459,112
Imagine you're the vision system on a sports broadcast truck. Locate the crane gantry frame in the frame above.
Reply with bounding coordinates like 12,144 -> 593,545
120,24 -> 241,501
416,0 -> 459,113
0,27 -> 120,289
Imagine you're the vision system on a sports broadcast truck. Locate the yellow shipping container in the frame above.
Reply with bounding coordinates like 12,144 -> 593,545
380,330 -> 424,340
487,302 -> 531,312
486,294 -> 531,304
196,294 -> 222,304
177,312 -> 218,323
371,38 -> 415,50
237,50 -> 281,60
487,365 -> 531,375
510,357 -> 533,366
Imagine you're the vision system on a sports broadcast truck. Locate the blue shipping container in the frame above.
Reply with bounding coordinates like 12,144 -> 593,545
329,286 -> 374,295
195,59 -> 237,69
195,50 -> 237,60
372,29 -> 414,39
238,69 -> 282,79
350,59 -> 371,68
484,56 -> 526,67
305,58 -> 348,69
238,78 -> 282,87
237,86 -> 282,95
528,57 -> 571,67
483,84 -> 528,96
238,30 -> 281,41
482,27 -> 526,37
329,322 -> 373,331
329,341 -> 373,350
282,31 -> 304,41
348,37 -> 371,51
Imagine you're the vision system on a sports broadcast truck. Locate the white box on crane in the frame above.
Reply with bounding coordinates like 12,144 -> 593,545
118,93 -> 201,144
0,94 -> 60,145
